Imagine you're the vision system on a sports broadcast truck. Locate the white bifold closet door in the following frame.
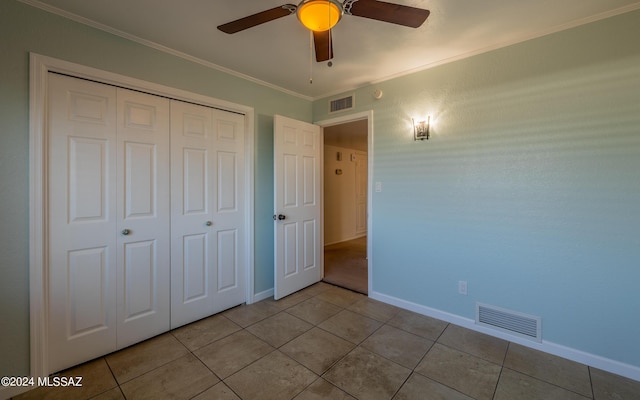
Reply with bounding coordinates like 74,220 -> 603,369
47,73 -> 171,373
47,73 -> 246,374
170,101 -> 246,329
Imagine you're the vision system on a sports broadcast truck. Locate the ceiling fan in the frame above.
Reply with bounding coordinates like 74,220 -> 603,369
217,0 -> 430,62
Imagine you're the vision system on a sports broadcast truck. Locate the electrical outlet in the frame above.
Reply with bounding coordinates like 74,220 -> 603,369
458,281 -> 468,295
375,182 -> 382,192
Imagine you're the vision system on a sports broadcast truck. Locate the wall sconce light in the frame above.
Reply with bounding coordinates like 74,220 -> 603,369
413,116 -> 430,141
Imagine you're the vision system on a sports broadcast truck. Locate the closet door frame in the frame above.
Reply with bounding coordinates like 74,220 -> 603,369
28,53 -> 255,378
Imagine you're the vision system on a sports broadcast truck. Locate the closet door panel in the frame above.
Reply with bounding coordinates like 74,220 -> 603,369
183,148 -> 208,214
182,233 -> 208,302
116,88 -> 171,348
170,101 -> 216,328
124,142 -> 155,217
217,229 -> 238,291
210,110 -> 246,311
217,151 -> 238,212
122,240 -> 156,319
47,73 -> 118,373
170,103 -> 246,327
66,247 -> 110,337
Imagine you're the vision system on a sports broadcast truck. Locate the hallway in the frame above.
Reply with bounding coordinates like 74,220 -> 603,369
323,236 -> 367,294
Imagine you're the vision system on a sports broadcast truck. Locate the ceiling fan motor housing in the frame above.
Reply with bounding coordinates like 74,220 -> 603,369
297,0 -> 343,31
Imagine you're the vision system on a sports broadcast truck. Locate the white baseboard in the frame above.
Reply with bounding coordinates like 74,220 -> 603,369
370,290 -> 640,383
252,288 -> 274,303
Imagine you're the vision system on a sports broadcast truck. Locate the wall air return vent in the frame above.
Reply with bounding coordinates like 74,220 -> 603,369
329,94 -> 354,113
476,303 -> 542,342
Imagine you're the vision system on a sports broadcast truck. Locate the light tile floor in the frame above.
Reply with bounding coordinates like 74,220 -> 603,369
13,282 -> 640,400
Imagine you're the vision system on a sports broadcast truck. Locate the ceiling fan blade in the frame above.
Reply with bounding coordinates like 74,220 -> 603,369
348,0 -> 430,28
217,4 -> 297,34
313,30 -> 334,62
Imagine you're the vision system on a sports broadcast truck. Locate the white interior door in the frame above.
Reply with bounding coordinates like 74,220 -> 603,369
48,73 -> 118,372
274,115 -> 322,300
171,101 -> 246,328
116,88 -> 171,348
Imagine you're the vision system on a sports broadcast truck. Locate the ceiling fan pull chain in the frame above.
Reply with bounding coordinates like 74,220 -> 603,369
328,29 -> 332,61
327,3 -> 332,62
309,30 -> 314,84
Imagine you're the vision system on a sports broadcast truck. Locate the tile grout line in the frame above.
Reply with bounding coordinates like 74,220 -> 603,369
101,357 -> 125,400
177,329 -> 227,400
587,366 -> 595,399
489,341 -> 511,400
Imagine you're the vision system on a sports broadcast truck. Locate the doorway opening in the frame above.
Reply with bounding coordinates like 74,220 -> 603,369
322,119 -> 369,294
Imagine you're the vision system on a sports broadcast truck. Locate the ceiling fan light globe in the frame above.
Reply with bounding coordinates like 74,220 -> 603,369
297,0 -> 343,32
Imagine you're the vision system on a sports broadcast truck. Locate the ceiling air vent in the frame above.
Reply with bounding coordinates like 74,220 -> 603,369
476,303 -> 541,342
329,94 -> 354,113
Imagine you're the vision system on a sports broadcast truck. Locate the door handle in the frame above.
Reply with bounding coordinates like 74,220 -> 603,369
121,229 -> 131,236
205,221 -> 213,226
273,214 -> 286,221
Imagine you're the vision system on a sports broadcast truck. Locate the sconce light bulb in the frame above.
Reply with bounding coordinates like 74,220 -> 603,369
413,116 -> 431,141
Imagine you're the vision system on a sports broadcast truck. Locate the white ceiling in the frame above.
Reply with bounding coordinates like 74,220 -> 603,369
25,0 -> 640,99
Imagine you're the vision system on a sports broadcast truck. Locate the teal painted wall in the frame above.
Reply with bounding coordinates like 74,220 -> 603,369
314,10 -> 640,368
0,0 -> 311,377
